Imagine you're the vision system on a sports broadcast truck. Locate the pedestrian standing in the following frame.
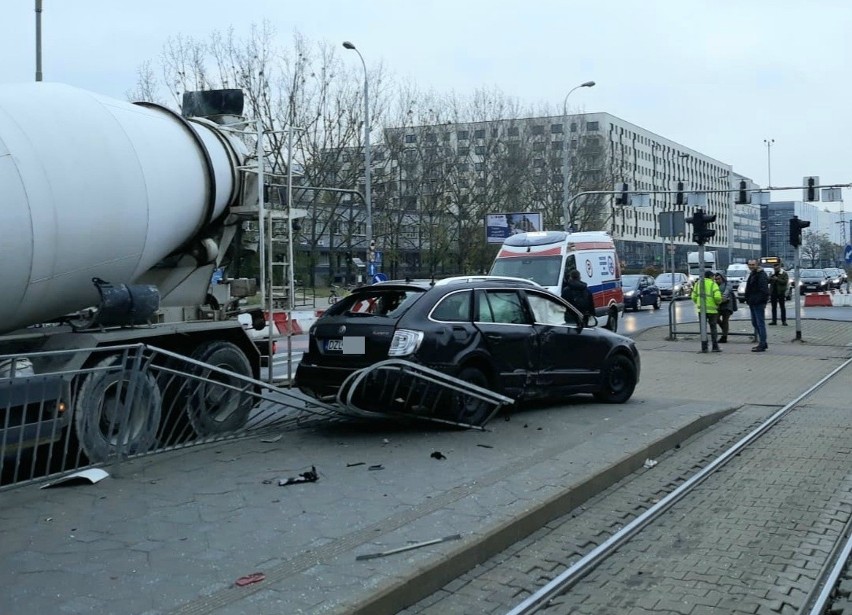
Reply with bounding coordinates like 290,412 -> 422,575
691,270 -> 723,352
561,269 -> 595,320
744,259 -> 770,352
714,271 -> 737,343
768,262 -> 789,326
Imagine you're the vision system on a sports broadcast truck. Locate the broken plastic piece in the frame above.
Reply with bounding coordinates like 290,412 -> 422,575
278,466 -> 319,486
643,458 -> 658,469
41,468 -> 109,489
347,462 -> 366,467
430,451 -> 447,460
368,464 -> 384,471
234,572 -> 265,587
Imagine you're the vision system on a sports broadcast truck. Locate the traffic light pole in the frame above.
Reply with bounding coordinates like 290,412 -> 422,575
697,243 -> 708,352
793,245 -> 802,342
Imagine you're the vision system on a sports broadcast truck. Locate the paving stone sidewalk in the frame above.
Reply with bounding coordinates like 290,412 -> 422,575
0,320 -> 848,615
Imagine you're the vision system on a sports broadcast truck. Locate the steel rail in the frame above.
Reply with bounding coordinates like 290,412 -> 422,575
506,354 -> 852,615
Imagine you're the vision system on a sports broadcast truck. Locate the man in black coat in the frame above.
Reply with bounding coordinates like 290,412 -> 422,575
561,269 -> 595,318
744,259 -> 770,352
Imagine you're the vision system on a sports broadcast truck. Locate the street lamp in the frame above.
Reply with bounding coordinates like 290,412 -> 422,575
763,138 -> 774,188
719,172 -> 734,266
561,80 -> 596,232
343,40 -> 373,271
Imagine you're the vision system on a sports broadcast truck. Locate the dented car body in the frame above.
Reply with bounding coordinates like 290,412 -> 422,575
295,277 -> 640,412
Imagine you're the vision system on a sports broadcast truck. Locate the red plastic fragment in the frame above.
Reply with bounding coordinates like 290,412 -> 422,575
234,572 -> 266,587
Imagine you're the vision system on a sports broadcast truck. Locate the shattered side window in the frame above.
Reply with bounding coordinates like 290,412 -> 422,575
526,292 -> 571,326
482,290 -> 529,325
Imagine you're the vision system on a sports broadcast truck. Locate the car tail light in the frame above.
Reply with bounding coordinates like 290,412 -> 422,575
388,329 -> 424,357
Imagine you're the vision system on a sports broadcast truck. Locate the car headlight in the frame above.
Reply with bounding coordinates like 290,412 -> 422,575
624,290 -> 636,298
673,285 -> 681,292
388,329 -> 424,357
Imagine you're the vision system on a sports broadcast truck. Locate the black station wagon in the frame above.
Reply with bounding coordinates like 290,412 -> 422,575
295,277 -> 641,411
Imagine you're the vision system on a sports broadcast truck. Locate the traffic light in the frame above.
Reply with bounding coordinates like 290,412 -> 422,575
735,180 -> 750,204
789,215 -> 810,247
615,182 -> 629,205
291,218 -> 302,232
688,208 -> 716,245
803,176 -> 820,202
676,181 -> 685,206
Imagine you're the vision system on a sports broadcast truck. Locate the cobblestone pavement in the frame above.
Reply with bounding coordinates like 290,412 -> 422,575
0,320 -> 849,615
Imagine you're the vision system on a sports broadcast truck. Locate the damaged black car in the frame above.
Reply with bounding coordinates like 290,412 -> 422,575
295,277 -> 640,412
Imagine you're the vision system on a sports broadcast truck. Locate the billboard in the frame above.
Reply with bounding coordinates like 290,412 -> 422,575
485,212 -> 543,244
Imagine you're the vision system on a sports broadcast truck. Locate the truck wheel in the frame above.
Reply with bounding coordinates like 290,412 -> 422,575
185,341 -> 254,437
74,355 -> 161,462
593,355 -> 637,404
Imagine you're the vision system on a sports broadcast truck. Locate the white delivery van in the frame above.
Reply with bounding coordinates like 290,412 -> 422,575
489,230 -> 624,331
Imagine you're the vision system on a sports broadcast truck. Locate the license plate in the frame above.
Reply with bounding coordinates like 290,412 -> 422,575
325,337 -> 365,354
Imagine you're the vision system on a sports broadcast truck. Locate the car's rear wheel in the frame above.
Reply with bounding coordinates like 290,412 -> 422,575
594,355 -> 637,404
447,366 -> 493,425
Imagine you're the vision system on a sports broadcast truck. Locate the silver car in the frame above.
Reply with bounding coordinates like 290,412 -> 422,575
654,273 -> 691,300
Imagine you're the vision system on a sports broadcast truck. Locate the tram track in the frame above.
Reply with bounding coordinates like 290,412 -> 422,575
401,355 -> 852,615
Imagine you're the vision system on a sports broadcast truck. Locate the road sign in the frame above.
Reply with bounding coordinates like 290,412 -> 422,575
845,244 -> 852,265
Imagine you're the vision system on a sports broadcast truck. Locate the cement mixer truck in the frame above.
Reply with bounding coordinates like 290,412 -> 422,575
0,82 -> 277,463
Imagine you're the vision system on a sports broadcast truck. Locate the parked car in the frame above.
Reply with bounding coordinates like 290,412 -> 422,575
622,274 -> 661,311
654,273 -> 691,300
295,276 -> 641,419
798,269 -> 830,294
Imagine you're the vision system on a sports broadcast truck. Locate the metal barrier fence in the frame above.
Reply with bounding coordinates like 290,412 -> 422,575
336,359 -> 515,429
1,346 -> 511,491
0,344 -> 340,491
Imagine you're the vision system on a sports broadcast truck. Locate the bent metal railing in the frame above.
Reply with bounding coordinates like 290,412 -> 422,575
335,359 -> 515,430
1,347 -> 514,491
0,343 -> 341,491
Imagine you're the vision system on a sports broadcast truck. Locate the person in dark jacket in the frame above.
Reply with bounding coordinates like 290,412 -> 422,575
744,259 -> 770,352
714,271 -> 737,344
561,269 -> 595,318
768,262 -> 789,326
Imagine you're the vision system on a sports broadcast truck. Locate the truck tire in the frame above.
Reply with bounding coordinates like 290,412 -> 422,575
74,355 -> 161,462
185,341 -> 254,437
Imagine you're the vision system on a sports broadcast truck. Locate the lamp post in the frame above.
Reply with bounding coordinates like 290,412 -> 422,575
343,41 -> 374,271
763,138 -> 774,188
561,80 -> 595,232
719,172 -> 733,266
35,0 -> 43,81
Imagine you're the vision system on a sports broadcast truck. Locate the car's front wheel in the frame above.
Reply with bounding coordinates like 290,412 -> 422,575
594,355 -> 637,404
653,295 -> 662,310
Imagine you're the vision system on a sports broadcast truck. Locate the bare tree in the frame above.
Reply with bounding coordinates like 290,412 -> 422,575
801,230 -> 829,267
132,23 -> 392,286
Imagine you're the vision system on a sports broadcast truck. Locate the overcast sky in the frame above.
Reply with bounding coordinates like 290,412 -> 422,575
2,0 -> 850,213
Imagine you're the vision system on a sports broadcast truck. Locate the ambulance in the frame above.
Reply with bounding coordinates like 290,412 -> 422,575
489,230 -> 624,331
